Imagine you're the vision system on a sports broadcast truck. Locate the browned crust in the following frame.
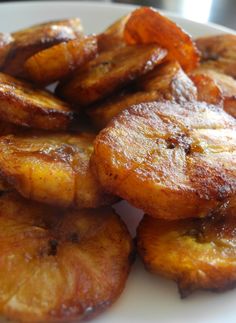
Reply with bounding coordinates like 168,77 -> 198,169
0,72 -> 75,130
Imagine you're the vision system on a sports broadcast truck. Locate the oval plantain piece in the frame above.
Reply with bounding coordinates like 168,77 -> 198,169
0,33 -> 13,68
137,61 -> 197,100
190,73 -> 223,105
0,192 -> 133,322
0,72 -> 75,130
195,34 -> 236,79
191,67 -> 236,117
91,101 -> 236,220
97,14 -> 130,52
137,199 -> 236,298
2,18 -> 83,78
87,91 -> 163,130
88,61 -> 198,129
0,132 -> 115,208
57,44 -> 167,106
124,7 -> 200,72
25,35 -> 98,85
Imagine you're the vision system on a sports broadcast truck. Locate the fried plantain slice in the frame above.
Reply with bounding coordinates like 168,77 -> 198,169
191,67 -> 236,117
2,18 -> 83,78
137,199 -> 236,298
190,73 -> 223,105
0,72 -> 75,130
57,44 -> 167,106
195,34 -> 236,78
97,14 -> 130,51
87,91 -> 162,130
0,132 -> 115,208
25,35 -> 98,85
0,33 -> 13,68
0,192 -> 133,322
124,7 -> 200,72
91,101 -> 236,220
138,61 -> 197,101
88,61 -> 197,129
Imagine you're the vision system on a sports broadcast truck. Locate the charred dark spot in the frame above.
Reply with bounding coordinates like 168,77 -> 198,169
48,239 -> 58,256
184,144 -> 191,155
183,225 -> 204,242
167,141 -> 176,149
68,232 -> 80,243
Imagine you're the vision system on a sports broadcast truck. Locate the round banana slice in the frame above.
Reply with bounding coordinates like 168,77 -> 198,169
195,34 -> 236,78
0,132 -> 115,208
57,44 -> 167,106
0,192 -> 133,322
91,101 -> 236,220
0,72 -> 75,130
137,199 -> 236,297
2,18 -> 83,78
25,35 -> 97,85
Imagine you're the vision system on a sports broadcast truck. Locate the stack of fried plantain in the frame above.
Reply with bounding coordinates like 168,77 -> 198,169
0,18 -> 135,323
0,6 -> 236,322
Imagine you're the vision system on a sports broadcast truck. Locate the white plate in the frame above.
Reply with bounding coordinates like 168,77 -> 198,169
0,2 -> 236,323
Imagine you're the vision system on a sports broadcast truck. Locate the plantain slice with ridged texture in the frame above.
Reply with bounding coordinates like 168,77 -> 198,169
137,198 -> 236,297
0,72 -> 75,130
88,61 -> 197,129
56,44 -> 167,106
0,132 -> 115,208
25,35 -> 98,85
195,34 -> 236,78
0,192 -> 133,322
91,101 -> 236,220
124,7 -> 200,72
2,18 -> 83,78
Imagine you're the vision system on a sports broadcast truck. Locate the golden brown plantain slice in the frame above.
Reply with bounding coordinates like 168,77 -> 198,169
0,33 -> 13,67
87,91 -> 162,130
190,73 -> 223,105
97,14 -> 130,51
2,18 -> 83,78
191,67 -> 236,117
195,34 -> 236,78
25,35 -> 98,85
0,192 -> 133,322
124,7 -> 200,72
57,44 -> 167,106
91,101 -> 236,220
138,61 -> 197,101
137,199 -> 236,298
88,61 -> 197,129
0,132 -> 115,208
0,72 -> 75,130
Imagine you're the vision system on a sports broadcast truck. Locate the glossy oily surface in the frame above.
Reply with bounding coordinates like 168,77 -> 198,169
0,2 -> 236,323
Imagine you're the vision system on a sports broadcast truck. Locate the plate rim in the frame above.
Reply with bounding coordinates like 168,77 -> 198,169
0,0 -> 235,35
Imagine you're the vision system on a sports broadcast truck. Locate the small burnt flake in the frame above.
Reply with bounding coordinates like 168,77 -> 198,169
167,141 -> 176,149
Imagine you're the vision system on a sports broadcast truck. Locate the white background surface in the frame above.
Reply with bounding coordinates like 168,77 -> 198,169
0,2 -> 235,322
